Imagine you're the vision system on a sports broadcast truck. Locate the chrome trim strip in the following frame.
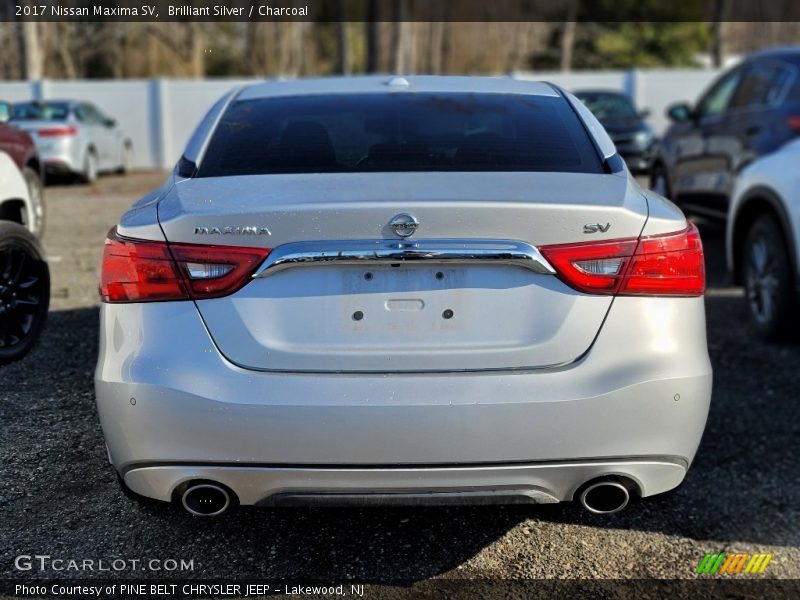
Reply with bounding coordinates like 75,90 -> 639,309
251,239 -> 556,278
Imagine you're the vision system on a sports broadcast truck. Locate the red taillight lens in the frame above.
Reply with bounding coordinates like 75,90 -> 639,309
100,234 -> 186,302
37,126 -> 77,137
99,229 -> 270,303
169,243 -> 271,299
540,223 -> 705,297
540,237 -> 638,293
787,116 -> 800,132
620,224 -> 705,295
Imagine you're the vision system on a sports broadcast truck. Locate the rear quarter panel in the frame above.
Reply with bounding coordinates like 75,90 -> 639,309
0,151 -> 30,205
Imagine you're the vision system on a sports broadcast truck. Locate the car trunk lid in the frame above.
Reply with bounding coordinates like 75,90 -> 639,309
157,171 -> 647,372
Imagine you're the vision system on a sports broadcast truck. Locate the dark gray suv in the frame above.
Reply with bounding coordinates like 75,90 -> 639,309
651,47 -> 800,219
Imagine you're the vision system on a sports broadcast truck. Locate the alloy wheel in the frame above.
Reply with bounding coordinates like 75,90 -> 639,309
22,168 -> 45,236
84,152 -> 98,183
745,234 -> 780,326
0,243 -> 48,351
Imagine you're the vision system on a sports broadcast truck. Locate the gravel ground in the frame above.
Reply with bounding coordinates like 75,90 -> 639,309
1,173 -> 798,590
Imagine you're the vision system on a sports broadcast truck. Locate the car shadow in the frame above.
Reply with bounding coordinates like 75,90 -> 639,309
1,216 -> 797,583
0,307 -> 527,582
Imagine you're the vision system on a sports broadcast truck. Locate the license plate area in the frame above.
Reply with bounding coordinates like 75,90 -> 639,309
197,263 -> 612,371
341,265 -> 465,336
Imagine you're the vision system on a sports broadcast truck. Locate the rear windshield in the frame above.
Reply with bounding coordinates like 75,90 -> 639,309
197,93 -> 604,177
575,93 -> 637,121
12,102 -> 70,121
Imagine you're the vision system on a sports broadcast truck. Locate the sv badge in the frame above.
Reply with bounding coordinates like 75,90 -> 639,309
583,223 -> 611,234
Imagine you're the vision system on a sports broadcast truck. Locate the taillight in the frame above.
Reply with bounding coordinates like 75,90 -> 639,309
99,229 -> 270,303
540,223 -> 705,297
787,116 -> 800,132
169,243 -> 270,299
37,126 -> 77,137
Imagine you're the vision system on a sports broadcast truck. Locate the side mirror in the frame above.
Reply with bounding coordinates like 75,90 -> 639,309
104,118 -> 116,128
666,102 -> 693,123
0,101 -> 12,123
176,156 -> 197,178
637,108 -> 651,119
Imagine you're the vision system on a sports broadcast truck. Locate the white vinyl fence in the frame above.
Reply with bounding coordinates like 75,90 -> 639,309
1,69 -> 723,170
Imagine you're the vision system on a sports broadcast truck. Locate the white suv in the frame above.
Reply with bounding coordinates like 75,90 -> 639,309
728,139 -> 800,339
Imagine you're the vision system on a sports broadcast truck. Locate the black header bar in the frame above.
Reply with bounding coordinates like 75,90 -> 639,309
2,0 -> 800,23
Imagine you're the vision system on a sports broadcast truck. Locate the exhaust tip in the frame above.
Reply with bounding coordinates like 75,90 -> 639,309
579,479 -> 631,514
181,483 -> 231,516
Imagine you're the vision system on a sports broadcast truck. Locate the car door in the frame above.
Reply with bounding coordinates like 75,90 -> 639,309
78,103 -> 113,169
89,104 -> 122,169
726,60 -> 797,176
0,124 -> 26,168
74,103 -> 104,166
672,66 -> 744,218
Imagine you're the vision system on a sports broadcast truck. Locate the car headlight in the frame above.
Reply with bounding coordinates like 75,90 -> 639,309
633,129 -> 654,146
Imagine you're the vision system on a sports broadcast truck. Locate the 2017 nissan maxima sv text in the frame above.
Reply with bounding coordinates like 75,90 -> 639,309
95,76 -> 711,516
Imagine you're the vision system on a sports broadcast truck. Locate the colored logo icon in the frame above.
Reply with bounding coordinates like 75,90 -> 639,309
696,552 -> 773,574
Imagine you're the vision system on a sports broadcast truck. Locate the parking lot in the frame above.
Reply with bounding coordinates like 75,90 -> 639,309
1,172 -> 798,583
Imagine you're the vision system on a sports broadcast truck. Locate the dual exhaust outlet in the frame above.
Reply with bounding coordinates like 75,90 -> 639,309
181,483 -> 232,517
178,476 -> 634,516
577,478 -> 633,514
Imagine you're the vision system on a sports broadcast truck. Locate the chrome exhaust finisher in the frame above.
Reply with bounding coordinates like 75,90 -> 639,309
251,239 -> 556,278
578,479 -> 631,514
181,483 -> 231,516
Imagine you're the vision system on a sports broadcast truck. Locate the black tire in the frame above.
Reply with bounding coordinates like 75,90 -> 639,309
81,150 -> 98,184
742,214 -> 798,341
0,222 -> 50,365
21,166 -> 46,237
650,162 -> 672,200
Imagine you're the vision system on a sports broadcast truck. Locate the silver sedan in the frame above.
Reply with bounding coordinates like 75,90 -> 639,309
12,100 -> 133,183
95,76 -> 711,516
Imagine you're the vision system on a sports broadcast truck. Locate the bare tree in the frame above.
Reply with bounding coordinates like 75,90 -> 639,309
144,23 -> 205,77
245,22 -> 261,75
365,0 -> 380,73
187,22 -> 205,78
710,0 -> 728,67
559,1 -> 579,72
53,23 -> 77,78
20,21 -> 43,79
391,0 -> 412,74
429,21 -> 444,74
337,22 -> 350,74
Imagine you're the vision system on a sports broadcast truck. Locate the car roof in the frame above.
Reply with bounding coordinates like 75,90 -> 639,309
746,46 -> 800,65
572,90 -> 636,103
12,99 -> 78,106
573,89 -> 629,97
237,75 -> 559,101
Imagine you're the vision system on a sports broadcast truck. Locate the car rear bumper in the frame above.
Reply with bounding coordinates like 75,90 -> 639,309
122,459 -> 688,505
39,144 -> 82,175
43,156 -> 79,175
95,296 -> 712,505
